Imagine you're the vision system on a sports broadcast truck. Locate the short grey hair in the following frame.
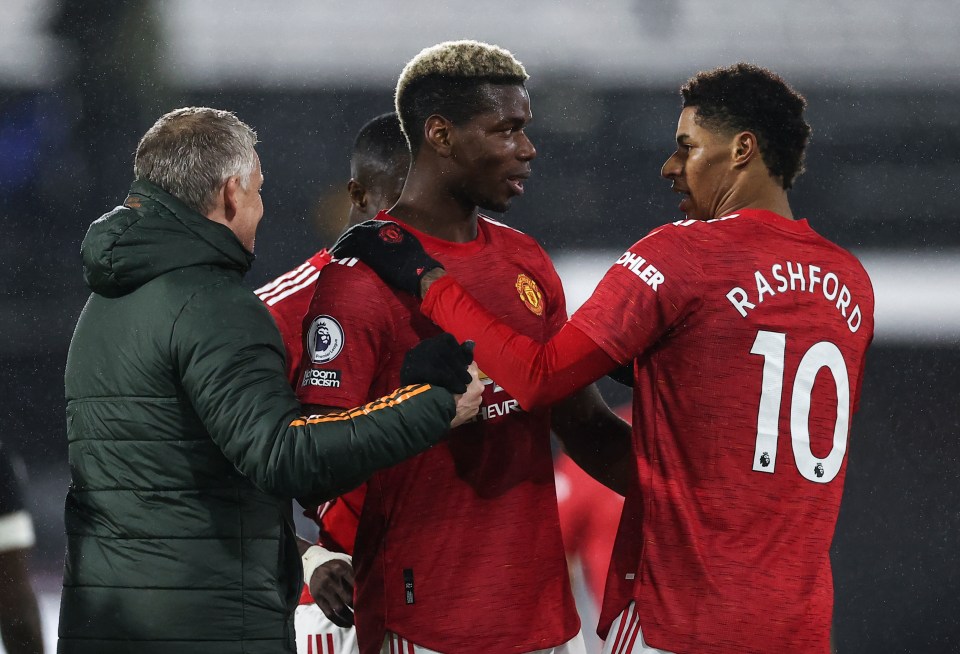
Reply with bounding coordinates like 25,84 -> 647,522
133,107 -> 258,215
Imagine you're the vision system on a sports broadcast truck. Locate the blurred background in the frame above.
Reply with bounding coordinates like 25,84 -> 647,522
2,1 -> 958,652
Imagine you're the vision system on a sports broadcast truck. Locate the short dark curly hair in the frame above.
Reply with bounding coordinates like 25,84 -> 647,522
681,63 -> 811,189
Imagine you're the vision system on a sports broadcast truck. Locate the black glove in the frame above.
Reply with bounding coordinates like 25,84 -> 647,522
400,334 -> 475,394
330,220 -> 443,297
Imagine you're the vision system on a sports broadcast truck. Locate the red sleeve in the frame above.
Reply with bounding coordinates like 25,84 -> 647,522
421,224 -> 702,409
421,275 -> 616,410
568,224 -> 700,363
295,263 -> 394,408
258,251 -> 332,385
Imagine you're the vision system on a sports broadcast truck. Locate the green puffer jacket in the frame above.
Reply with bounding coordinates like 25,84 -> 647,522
60,180 -> 455,654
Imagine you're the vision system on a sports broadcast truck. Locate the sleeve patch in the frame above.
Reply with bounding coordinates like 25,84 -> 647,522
306,315 -> 345,364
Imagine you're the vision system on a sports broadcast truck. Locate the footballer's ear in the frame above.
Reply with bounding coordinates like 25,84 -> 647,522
220,175 -> 244,220
732,131 -> 758,167
424,115 -> 454,157
347,179 -> 367,210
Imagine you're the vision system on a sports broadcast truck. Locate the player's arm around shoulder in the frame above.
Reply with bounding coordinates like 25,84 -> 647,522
170,281 -> 460,501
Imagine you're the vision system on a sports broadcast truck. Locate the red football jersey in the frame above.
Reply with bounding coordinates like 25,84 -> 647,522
420,209 -> 875,654
256,250 -> 332,384
576,210 -> 875,653
256,249 -> 366,608
296,212 -> 580,654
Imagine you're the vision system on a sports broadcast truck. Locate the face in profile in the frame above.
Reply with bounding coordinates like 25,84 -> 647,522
448,83 -> 537,213
661,106 -> 737,222
233,151 -> 265,251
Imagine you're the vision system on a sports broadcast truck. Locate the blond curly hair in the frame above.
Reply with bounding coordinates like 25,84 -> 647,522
394,40 -> 528,152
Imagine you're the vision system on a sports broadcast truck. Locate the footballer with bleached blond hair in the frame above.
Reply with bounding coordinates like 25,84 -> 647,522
296,39 -> 630,654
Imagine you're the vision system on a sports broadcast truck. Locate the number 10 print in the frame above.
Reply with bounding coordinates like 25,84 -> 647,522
750,330 -> 850,484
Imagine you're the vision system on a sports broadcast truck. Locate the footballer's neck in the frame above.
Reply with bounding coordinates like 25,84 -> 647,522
745,187 -> 794,220
717,179 -> 794,221
389,169 -> 479,243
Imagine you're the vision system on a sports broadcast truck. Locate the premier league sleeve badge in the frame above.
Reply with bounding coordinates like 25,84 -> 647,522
306,315 -> 345,364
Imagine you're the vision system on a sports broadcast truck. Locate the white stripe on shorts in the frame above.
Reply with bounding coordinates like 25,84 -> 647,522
601,603 -> 676,654
294,603 -> 358,654
381,631 -> 586,654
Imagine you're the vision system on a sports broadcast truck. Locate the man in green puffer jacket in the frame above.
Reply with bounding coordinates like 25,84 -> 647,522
60,107 -> 482,654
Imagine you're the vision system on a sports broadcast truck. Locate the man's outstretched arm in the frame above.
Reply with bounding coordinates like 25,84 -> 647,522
420,274 -> 617,410
329,220 -> 624,409
174,286 -> 482,502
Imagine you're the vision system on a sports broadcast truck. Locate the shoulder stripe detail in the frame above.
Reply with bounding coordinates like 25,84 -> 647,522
255,261 -> 314,297
261,270 -> 322,307
257,257 -> 356,304
479,214 -> 526,236
257,264 -> 318,302
709,213 -> 740,223
671,213 -> 741,228
289,384 -> 435,426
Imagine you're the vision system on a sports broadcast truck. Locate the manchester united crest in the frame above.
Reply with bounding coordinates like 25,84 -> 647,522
515,273 -> 544,316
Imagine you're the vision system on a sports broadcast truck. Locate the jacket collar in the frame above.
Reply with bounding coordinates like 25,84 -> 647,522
82,180 -> 256,297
